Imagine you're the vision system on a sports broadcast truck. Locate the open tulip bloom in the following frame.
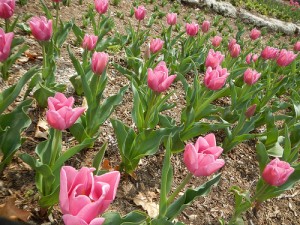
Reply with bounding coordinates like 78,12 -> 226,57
0,28 -> 13,63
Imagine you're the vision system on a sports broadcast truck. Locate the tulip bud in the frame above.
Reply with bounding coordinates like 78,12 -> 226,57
204,66 -> 229,90
294,41 -> 300,51
201,20 -> 210,33
249,28 -> 261,40
276,49 -> 298,67
0,0 -> 15,19
205,49 -> 225,69
94,0 -> 109,14
244,68 -> 261,85
261,46 -> 279,60
262,158 -> 294,186
29,16 -> 53,41
228,39 -> 236,51
245,104 -> 257,118
82,34 -> 98,51
229,43 -> 241,58
0,28 -> 14,62
91,52 -> 109,75
166,13 -> 177,26
134,5 -> 146,21
211,36 -> 222,47
185,22 -> 199,37
150,38 -> 164,54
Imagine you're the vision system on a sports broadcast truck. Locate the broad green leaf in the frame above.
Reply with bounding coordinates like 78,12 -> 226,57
93,142 -> 107,175
256,142 -> 269,173
102,210 -> 149,225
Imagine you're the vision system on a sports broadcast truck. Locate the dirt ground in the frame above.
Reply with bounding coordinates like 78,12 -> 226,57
0,0 -> 299,224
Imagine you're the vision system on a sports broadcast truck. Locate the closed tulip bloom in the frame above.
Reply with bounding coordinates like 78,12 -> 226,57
261,46 -> 279,60
150,38 -> 164,54
294,41 -> 300,51
0,0 -> 15,19
95,0 -> 108,14
183,133 -> 225,177
201,20 -> 210,33
166,13 -> 177,25
147,61 -> 176,93
229,43 -> 241,58
82,34 -> 98,51
185,22 -> 199,37
245,53 -> 258,64
228,38 -> 236,51
249,28 -> 261,40
29,16 -> 53,41
60,166 -> 120,225
244,68 -> 261,85
205,49 -> 225,69
204,66 -> 229,90
276,49 -> 297,67
262,158 -> 294,186
134,5 -> 146,21
0,28 -> 13,62
245,104 -> 257,119
91,52 -> 109,75
48,92 -> 75,110
211,36 -> 222,47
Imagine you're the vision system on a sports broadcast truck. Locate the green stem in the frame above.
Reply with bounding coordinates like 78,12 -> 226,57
97,14 -> 102,36
167,173 -> 193,205
49,129 -> 62,168
41,42 -> 48,80
5,19 -> 9,32
136,21 -> 141,41
143,91 -> 158,129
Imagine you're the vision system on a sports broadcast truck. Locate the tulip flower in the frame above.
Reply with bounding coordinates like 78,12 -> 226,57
46,93 -> 85,130
183,133 -> 225,177
262,158 -> 294,186
249,28 -> 261,40
229,43 -> 241,58
276,49 -> 297,67
0,0 -> 15,19
294,42 -> 300,51
91,52 -> 109,75
204,66 -> 229,90
245,104 -> 257,118
29,16 -> 53,41
95,0 -> 108,14
205,49 -> 225,69
150,38 -> 164,54
261,46 -> 279,60
228,38 -> 236,51
82,34 -> 98,51
201,20 -> 210,33
244,68 -> 261,85
60,166 -> 120,225
0,28 -> 13,62
134,5 -> 146,21
147,61 -> 176,93
211,36 -> 222,47
166,13 -> 177,26
185,22 -> 199,37
245,53 -> 258,64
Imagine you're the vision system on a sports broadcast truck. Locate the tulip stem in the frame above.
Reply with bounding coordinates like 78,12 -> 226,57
136,21 -> 141,40
41,42 -> 48,80
251,182 -> 270,202
97,14 -> 102,36
49,128 -> 62,168
167,173 -> 193,205
143,91 -> 159,130
5,19 -> 9,33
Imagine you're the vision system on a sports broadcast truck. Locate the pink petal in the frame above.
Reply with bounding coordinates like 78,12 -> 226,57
183,144 -> 198,173
89,218 -> 105,225
62,214 -> 88,225
46,110 -> 67,130
93,171 -> 120,201
204,133 -> 216,147
194,137 -> 209,153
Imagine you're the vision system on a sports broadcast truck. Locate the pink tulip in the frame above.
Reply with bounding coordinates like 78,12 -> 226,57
91,52 -> 109,75
134,5 -> 146,21
229,43 -> 241,58
261,46 -> 279,60
183,133 -> 225,177
245,104 -> 257,119
276,49 -> 297,67
166,13 -> 177,26
211,36 -> 222,47
0,28 -> 13,62
205,49 -> 225,69
262,158 -> 294,186
201,20 -> 210,33
82,34 -> 98,51
95,0 -> 108,14
46,93 -> 85,130
245,53 -> 258,64
147,61 -> 176,93
185,22 -> 199,37
29,16 -> 53,41
60,166 -> 120,225
244,68 -> 261,85
0,0 -> 15,19
150,38 -> 164,54
294,42 -> 300,51
204,66 -> 229,90
249,28 -> 261,40
228,38 -> 236,51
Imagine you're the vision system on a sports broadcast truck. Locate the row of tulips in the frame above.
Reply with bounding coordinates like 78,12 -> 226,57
1,0 -> 300,224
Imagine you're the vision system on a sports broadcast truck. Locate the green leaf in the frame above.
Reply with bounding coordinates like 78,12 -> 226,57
283,125 -> 291,161
92,142 -> 107,175
165,174 -> 221,220
53,20 -> 73,49
102,210 -> 149,225
33,83 -> 56,108
256,142 -> 269,173
39,186 -> 59,208
132,84 -> 145,131
151,218 -> 174,225
69,118 -> 91,143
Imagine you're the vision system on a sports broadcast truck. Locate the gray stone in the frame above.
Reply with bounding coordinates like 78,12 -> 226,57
204,0 -> 237,18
